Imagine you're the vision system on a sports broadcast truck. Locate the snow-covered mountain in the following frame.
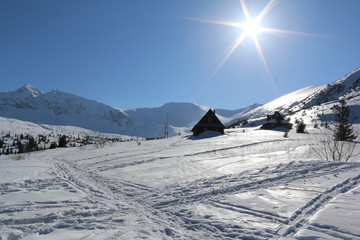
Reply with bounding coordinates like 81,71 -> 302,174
236,85 -> 324,120
0,84 -> 133,134
1,67 -> 359,137
0,85 -> 258,137
299,67 -> 360,109
230,67 -> 360,125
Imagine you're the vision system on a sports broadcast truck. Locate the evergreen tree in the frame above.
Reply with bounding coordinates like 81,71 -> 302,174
333,99 -> 356,141
58,135 -> 67,148
26,137 -> 37,152
17,141 -> 24,154
49,142 -> 57,149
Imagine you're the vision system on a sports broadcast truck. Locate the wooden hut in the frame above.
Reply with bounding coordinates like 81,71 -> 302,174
260,111 -> 292,130
192,109 -> 225,136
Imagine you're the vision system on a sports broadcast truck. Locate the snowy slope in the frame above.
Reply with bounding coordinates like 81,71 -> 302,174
230,67 -> 360,125
275,68 -> 360,126
1,126 -> 359,239
0,85 -> 132,134
239,85 -> 324,120
0,116 -> 132,139
302,67 -> 360,108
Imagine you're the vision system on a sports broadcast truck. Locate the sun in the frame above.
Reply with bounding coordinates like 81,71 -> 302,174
242,17 -> 261,37
181,0 -> 318,81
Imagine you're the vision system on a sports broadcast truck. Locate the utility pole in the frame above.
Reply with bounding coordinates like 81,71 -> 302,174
164,113 -> 169,139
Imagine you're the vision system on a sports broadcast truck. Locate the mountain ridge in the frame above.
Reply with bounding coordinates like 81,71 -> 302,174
1,67 -> 359,137
0,85 -> 258,137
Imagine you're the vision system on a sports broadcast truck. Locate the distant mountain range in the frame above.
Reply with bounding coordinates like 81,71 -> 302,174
1,67 -> 359,137
0,85 -> 258,137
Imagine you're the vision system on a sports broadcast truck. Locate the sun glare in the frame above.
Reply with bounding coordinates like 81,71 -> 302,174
243,17 -> 261,37
183,0 -> 320,83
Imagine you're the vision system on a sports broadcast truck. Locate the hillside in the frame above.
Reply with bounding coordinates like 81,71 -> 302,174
236,85 -> 324,120
302,67 -> 360,109
230,67 -> 360,127
0,85 -> 132,134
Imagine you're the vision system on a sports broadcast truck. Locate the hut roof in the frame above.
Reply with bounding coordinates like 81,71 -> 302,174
191,109 -> 225,132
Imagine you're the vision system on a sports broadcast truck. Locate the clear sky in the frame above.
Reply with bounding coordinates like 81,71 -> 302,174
1,0 -> 359,110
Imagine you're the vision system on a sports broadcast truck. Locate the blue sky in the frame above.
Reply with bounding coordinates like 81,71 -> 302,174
1,0 -> 359,110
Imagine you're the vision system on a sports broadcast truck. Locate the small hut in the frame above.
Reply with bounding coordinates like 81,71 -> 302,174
192,109 -> 225,136
260,111 -> 292,130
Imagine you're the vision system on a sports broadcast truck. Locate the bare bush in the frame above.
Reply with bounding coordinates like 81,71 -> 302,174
11,153 -> 27,161
310,128 -> 358,162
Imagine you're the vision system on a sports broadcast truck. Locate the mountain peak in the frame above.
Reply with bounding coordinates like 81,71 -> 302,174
16,84 -> 43,97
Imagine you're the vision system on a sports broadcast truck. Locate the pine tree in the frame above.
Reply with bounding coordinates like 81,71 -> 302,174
17,141 -> 24,154
333,99 -> 356,141
58,135 -> 67,148
49,142 -> 57,149
25,137 -> 37,152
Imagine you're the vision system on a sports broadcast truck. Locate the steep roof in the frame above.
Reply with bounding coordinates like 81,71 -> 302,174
192,109 -> 225,131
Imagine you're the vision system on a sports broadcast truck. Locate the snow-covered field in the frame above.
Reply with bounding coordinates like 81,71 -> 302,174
1,126 -> 360,239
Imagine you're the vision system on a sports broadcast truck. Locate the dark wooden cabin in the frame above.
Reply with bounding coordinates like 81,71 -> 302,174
260,111 -> 292,130
192,109 -> 225,136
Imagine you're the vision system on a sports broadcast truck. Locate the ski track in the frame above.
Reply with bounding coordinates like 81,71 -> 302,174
1,141 -> 360,239
143,161 -> 360,239
89,139 -> 299,173
50,156 -> 181,239
150,161 -> 358,208
278,173 -> 360,239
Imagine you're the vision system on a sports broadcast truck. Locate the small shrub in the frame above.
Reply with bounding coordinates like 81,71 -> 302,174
296,119 -> 306,133
49,142 -> 57,149
11,154 -> 26,161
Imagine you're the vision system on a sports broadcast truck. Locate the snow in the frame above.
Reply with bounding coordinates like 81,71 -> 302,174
1,68 -> 360,239
1,126 -> 359,239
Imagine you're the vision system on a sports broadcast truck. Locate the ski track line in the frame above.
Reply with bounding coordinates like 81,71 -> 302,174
150,161 -> 359,209
51,158 -> 360,239
51,152 -> 263,240
182,139 -> 292,158
209,200 -> 288,224
73,138 -> 184,171
50,156 -> 183,239
90,139 -> 291,172
278,174 -> 360,238
163,207 -> 276,240
0,176 -> 116,235
306,224 -> 360,240
147,162 -> 360,239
